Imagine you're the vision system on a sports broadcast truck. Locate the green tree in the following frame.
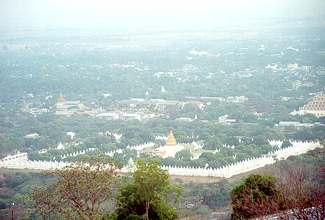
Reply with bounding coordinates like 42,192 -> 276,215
231,174 -> 284,219
204,136 -> 222,150
253,135 -> 268,145
175,149 -> 192,161
31,156 -> 119,220
281,139 -> 292,148
202,181 -> 230,208
116,160 -> 182,220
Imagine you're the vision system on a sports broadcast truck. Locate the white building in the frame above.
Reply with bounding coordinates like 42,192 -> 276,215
57,142 -> 65,150
218,115 -> 236,125
55,95 -> 90,117
291,94 -> 325,118
24,133 -> 40,139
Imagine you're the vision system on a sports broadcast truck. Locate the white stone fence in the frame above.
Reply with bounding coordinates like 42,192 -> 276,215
104,149 -> 123,157
268,139 -> 317,147
126,142 -> 154,151
60,141 -> 203,160
161,140 -> 321,178
60,148 -> 96,159
0,152 -> 28,162
155,136 -> 167,140
0,140 -> 323,178
59,142 -> 154,160
161,154 -> 275,178
0,159 -> 69,171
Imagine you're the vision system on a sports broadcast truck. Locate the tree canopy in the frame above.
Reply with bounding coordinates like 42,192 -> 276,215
116,160 -> 182,220
32,156 -> 119,220
231,174 -> 284,219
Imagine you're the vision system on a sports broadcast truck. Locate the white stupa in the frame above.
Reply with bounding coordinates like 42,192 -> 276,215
161,86 -> 167,93
56,142 -> 65,150
155,129 -> 184,158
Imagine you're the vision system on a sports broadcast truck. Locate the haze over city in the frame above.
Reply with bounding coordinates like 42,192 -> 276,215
0,0 -> 324,219
1,0 -> 325,31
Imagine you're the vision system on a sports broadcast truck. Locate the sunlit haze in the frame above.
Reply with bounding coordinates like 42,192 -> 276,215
1,0 -> 325,31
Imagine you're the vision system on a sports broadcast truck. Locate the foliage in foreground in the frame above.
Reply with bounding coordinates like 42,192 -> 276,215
32,156 -> 119,220
115,160 -> 182,220
31,158 -> 181,220
231,168 -> 325,219
231,174 -> 285,219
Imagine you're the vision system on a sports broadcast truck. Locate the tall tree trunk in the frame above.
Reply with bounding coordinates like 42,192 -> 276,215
144,201 -> 150,220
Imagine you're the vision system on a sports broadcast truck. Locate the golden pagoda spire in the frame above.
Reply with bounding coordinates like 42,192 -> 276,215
166,129 -> 177,146
58,93 -> 65,103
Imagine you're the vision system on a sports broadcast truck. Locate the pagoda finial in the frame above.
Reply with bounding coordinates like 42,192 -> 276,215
58,93 -> 65,103
166,129 -> 177,146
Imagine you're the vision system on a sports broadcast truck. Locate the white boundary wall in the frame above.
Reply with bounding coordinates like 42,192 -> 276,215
0,140 -> 322,178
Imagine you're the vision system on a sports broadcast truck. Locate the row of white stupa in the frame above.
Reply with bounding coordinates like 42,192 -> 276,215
59,142 -> 154,159
0,140 -> 322,178
59,140 -> 203,160
60,147 -> 96,159
58,139 -> 315,161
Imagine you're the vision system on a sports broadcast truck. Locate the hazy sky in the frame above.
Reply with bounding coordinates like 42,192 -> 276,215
1,0 -> 325,31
